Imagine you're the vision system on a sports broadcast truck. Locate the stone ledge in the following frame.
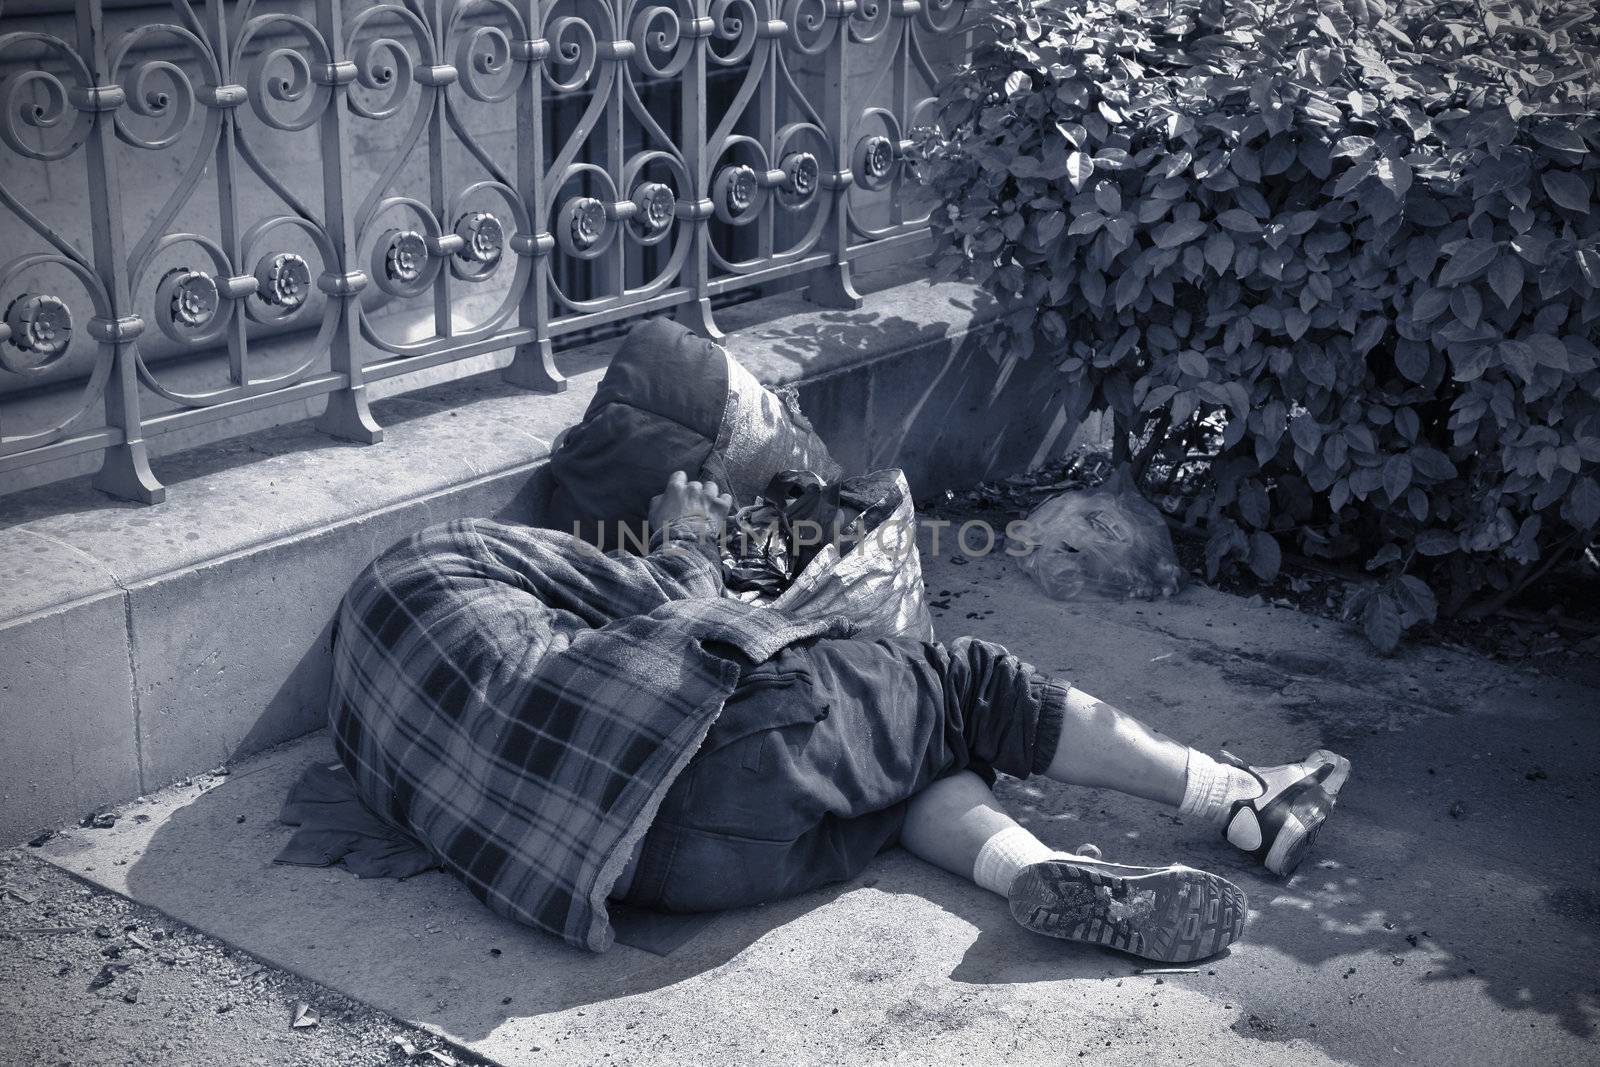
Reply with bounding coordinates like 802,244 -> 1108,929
0,274 -> 1084,844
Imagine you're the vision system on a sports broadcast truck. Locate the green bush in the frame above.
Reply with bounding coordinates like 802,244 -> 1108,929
915,0 -> 1600,649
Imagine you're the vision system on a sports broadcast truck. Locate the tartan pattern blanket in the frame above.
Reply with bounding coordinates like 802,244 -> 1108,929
328,518 -> 844,951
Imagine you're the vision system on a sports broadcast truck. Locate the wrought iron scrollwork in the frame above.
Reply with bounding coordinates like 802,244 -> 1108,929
2,294 -> 73,373
0,0 -> 970,502
157,268 -> 221,334
454,212 -> 505,266
254,253 -> 312,311
630,183 -> 677,241
558,197 -> 611,258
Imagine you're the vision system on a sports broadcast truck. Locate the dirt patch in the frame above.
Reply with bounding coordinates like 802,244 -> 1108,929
0,850 -> 477,1066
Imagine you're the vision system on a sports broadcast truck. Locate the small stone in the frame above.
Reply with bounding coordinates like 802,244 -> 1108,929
26,830 -> 53,848
122,986 -> 140,1004
489,948 -> 502,957
235,815 -> 246,824
89,963 -> 130,990
1449,801 -> 1467,818
95,925 -> 114,939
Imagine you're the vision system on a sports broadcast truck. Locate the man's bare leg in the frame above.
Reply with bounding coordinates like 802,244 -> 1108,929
897,685 -> 1349,961
900,770 -> 1049,884
899,765 -> 1246,962
1041,687 -> 1190,806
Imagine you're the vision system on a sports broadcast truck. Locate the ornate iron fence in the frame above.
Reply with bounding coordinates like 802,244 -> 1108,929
0,0 -> 964,503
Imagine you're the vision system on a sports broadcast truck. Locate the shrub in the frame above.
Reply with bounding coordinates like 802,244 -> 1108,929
915,0 -> 1600,649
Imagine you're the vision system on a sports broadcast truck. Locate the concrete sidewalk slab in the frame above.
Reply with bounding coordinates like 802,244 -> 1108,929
36,546 -> 1600,1065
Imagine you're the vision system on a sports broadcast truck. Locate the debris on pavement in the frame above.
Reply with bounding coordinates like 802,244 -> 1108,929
392,1035 -> 459,1064
3,850 -> 445,1064
89,962 -> 131,990
26,830 -> 54,848
291,1002 -> 319,1029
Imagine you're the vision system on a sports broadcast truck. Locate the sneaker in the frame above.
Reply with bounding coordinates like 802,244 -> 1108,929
1220,749 -> 1351,877
1008,856 -> 1247,963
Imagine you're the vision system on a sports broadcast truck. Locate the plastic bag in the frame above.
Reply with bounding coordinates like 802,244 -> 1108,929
768,469 -> 934,641
720,469 -> 933,641
720,470 -> 830,601
1009,471 -> 1183,600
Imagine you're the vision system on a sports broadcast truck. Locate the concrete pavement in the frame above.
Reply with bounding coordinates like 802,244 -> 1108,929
29,540 -> 1600,1065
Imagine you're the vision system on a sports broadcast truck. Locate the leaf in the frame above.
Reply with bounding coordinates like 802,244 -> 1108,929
1528,333 -> 1570,370
1239,482 -> 1271,528
1571,476 -> 1600,528
1094,180 -> 1122,215
1114,269 -> 1142,311
1437,240 -> 1500,286
1486,255 -> 1524,307
1331,158 -> 1377,198
1406,237 -> 1439,282
1352,317 -> 1386,356
1414,529 -> 1458,556
1395,341 -> 1431,383
1332,135 -> 1376,160
1290,415 -> 1322,453
1375,156 -> 1412,199
1068,211 -> 1105,236
1177,349 -> 1210,378
1362,592 -> 1403,653
1577,249 -> 1600,289
1383,454 -> 1413,501
1409,446 -> 1457,481
1395,575 -> 1438,624
1204,232 -> 1235,275
1285,307 -> 1311,341
1033,210 -> 1065,245
1156,219 -> 1207,249
1542,170 -> 1590,213
1066,152 -> 1094,192
1366,543 -> 1402,571
1215,209 -> 1262,233
1411,287 -> 1451,322
1004,71 -> 1031,98
1248,531 -> 1282,582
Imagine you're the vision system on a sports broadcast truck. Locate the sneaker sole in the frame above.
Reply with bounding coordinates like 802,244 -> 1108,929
1009,859 -> 1248,963
1261,752 -> 1351,876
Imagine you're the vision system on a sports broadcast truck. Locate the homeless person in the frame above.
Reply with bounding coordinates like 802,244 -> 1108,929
325,469 -> 1350,962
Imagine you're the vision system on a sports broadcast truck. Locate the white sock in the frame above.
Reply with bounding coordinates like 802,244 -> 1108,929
972,826 -> 1059,897
1179,750 -> 1262,826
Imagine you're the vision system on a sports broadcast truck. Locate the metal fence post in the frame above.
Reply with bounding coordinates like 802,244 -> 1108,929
312,0 -> 384,443
503,0 -> 565,390
672,0 -> 720,340
78,0 -> 164,502
807,0 -> 864,310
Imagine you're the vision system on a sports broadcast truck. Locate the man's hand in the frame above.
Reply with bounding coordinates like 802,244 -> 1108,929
648,470 -> 734,537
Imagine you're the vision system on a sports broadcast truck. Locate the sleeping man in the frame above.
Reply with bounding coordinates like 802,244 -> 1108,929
328,470 -> 1349,961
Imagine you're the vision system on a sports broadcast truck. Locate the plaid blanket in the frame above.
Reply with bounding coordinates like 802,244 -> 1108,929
329,518 -> 845,951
